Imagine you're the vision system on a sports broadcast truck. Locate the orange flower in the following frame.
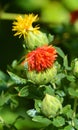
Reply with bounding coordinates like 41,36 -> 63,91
22,45 -> 57,72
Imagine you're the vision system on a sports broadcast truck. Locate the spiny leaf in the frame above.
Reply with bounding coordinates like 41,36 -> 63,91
63,56 -> 71,70
32,115 -> 52,126
52,116 -> 65,127
18,86 -> 29,97
68,87 -> 78,97
8,71 -> 26,84
55,47 -> 65,58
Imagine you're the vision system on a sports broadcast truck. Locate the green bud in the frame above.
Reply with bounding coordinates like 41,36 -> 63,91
26,64 -> 57,85
24,31 -> 49,50
71,58 -> 78,77
41,94 -> 62,118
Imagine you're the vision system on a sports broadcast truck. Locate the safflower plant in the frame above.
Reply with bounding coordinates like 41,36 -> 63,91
0,14 -> 78,130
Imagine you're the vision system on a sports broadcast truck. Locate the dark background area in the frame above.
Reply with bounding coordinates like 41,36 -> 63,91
0,0 -> 24,71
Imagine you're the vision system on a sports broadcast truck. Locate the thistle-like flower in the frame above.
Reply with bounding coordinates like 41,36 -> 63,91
22,45 -> 57,84
22,45 -> 57,72
12,14 -> 40,38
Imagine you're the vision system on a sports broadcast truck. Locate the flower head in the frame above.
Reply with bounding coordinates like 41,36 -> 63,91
12,14 -> 40,38
22,45 -> 57,72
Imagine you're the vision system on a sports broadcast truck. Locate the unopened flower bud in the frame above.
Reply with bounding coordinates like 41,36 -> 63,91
22,45 -> 57,84
24,31 -> 49,50
71,58 -> 78,77
41,94 -> 62,118
12,14 -> 51,50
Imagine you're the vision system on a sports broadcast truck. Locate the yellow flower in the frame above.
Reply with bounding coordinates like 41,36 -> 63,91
12,14 -> 40,38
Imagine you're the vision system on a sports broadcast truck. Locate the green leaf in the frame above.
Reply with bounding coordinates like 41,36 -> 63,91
0,92 -> 11,106
56,90 -> 66,97
0,71 -> 9,90
73,118 -> 78,129
35,99 -> 42,112
55,47 -> 65,58
55,73 -> 66,85
0,116 -> 4,124
18,86 -> 29,97
52,116 -> 65,127
64,125 -> 75,130
66,75 -> 75,82
8,71 -> 26,84
11,60 -> 18,68
27,109 -> 37,117
44,85 -> 54,96
68,87 -> 78,97
62,105 -> 73,118
10,97 -> 19,109
0,79 -> 7,87
48,34 -> 54,43
63,56 -> 71,70
32,116 -> 52,126
0,71 -> 8,81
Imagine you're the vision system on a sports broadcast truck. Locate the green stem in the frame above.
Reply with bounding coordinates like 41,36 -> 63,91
0,12 -> 24,20
52,83 -> 56,89
0,11 -> 56,27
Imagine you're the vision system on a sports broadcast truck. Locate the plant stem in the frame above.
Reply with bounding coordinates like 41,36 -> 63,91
0,12 -> 24,20
52,83 -> 56,89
